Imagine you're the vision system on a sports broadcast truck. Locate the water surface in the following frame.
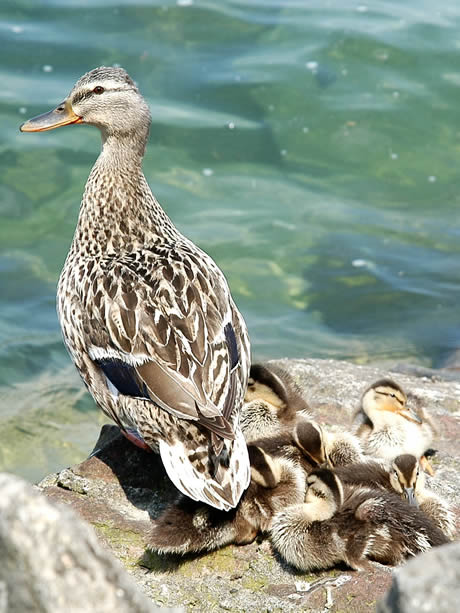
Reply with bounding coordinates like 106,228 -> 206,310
1,1 -> 459,481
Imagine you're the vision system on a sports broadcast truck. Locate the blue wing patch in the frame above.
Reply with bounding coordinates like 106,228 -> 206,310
224,323 -> 239,372
96,358 -> 150,399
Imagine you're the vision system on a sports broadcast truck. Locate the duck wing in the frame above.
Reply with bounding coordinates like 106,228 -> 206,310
84,244 -> 248,445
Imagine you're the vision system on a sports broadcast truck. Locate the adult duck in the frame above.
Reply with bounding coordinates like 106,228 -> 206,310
20,66 -> 251,510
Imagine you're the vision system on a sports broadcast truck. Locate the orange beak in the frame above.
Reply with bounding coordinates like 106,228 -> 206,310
20,99 -> 82,133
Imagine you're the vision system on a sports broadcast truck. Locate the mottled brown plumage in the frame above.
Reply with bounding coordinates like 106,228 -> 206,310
20,66 -> 251,510
270,468 -> 448,573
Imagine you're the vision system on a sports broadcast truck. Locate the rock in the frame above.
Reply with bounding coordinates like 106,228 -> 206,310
37,358 -> 460,612
377,541 -> 460,613
0,473 -> 176,613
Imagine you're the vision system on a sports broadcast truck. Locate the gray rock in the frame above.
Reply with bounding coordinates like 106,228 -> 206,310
378,541 -> 460,613
0,473 -> 178,613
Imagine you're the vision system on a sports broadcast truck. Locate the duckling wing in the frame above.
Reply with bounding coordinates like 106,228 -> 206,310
84,247 -> 249,442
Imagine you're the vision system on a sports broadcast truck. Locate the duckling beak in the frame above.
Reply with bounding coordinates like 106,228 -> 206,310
20,99 -> 82,132
404,487 -> 419,506
396,406 -> 422,425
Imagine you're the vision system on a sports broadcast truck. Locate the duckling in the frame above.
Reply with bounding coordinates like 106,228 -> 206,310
293,419 -> 364,468
355,379 -> 437,473
270,468 -> 448,573
388,454 -> 456,539
323,427 -> 365,467
149,442 -> 307,554
250,417 -> 364,478
240,363 -> 311,443
20,67 -> 251,510
333,455 -> 455,539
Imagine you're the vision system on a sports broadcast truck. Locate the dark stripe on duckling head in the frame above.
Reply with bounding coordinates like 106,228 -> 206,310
224,323 -> 239,371
249,363 -> 289,405
394,454 -> 418,478
96,358 -> 150,399
248,445 -> 280,488
294,420 -> 325,466
367,378 -> 405,396
309,468 -> 343,506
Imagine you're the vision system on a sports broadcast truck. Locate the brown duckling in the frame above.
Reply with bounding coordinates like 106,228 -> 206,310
293,419 -> 364,468
270,468 -> 448,573
250,417 -> 364,476
387,454 -> 455,539
240,363 -> 311,442
355,379 -> 437,474
334,454 -> 455,539
148,442 -> 307,555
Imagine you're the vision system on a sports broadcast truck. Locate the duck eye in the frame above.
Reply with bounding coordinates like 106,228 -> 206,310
93,86 -> 104,95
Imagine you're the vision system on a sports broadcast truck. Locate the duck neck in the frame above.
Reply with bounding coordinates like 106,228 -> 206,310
72,131 -> 177,256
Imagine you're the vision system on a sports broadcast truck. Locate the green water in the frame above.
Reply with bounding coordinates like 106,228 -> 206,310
1,1 -> 460,481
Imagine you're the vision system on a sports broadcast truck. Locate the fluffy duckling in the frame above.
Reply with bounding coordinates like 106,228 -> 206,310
148,442 -> 307,554
270,468 -> 448,573
322,426 -> 365,467
356,379 -> 437,473
334,455 -> 455,539
250,417 -> 364,476
293,419 -> 364,468
388,454 -> 456,539
240,363 -> 311,443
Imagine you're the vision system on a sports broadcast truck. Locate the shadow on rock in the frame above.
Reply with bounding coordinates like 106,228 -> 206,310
86,424 -> 180,519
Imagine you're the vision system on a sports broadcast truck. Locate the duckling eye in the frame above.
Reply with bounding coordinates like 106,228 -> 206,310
93,86 -> 104,95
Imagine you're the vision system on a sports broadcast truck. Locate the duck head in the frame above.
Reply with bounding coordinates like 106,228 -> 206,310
20,66 -> 151,149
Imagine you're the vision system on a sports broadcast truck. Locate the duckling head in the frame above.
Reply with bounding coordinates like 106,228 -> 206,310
245,364 -> 289,410
361,379 -> 421,427
293,419 -> 329,467
248,444 -> 282,488
304,469 -> 344,520
389,454 -> 424,506
20,67 -> 151,149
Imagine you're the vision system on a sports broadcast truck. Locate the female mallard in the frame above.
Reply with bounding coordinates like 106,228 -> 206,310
20,66 -> 251,510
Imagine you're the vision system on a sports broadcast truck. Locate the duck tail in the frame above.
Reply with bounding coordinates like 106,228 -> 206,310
159,426 -> 250,511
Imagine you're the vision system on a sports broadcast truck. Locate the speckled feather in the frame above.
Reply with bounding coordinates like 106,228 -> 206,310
39,66 -> 252,510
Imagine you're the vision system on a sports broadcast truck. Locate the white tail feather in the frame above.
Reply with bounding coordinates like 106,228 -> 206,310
159,429 -> 250,511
